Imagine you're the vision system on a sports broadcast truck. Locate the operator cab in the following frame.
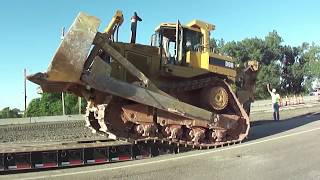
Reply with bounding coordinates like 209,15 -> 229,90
151,20 -> 236,80
151,21 -> 205,66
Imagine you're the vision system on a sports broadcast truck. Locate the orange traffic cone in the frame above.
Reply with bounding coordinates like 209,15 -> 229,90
301,95 -> 304,104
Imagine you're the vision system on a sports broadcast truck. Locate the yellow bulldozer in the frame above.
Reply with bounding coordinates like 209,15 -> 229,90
28,11 -> 259,148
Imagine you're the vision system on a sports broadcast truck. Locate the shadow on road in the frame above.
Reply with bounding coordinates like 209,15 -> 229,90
248,112 -> 320,141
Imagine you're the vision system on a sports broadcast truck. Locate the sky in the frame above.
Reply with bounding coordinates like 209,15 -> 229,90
0,0 -> 320,110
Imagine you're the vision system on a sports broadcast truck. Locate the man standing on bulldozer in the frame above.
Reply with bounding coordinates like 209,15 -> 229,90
267,84 -> 281,121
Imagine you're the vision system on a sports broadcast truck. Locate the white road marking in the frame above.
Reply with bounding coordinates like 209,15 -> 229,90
15,126 -> 320,180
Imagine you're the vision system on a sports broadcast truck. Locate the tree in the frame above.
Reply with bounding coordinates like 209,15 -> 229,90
64,93 -> 86,114
210,38 -> 225,53
26,98 -> 41,117
262,30 -> 283,65
0,107 -> 22,119
215,30 -> 283,99
280,45 -> 303,94
303,43 -> 320,78
211,30 -> 320,99
300,43 -> 320,91
255,63 -> 281,99
26,92 -> 86,117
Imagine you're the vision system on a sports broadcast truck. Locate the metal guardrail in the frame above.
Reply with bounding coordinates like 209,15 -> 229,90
0,115 -> 83,126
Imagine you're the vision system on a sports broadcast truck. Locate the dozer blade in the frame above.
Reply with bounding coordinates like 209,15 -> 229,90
28,12 -> 100,86
47,12 -> 100,83
28,12 -> 101,93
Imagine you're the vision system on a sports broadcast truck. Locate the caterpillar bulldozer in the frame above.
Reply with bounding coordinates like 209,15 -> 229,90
28,10 -> 257,148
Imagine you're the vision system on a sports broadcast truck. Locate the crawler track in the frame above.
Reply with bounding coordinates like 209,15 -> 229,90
86,77 -> 249,150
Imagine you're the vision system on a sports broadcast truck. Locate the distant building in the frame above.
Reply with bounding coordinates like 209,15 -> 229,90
310,87 -> 320,102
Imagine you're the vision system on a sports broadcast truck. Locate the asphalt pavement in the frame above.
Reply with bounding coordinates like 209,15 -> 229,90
2,107 -> 320,180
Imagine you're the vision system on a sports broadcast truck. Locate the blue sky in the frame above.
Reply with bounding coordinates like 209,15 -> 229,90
1,0 -> 319,110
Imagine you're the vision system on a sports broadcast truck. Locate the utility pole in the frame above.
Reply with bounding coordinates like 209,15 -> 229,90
61,27 -> 66,115
24,68 -> 27,115
78,97 -> 81,114
62,92 -> 65,115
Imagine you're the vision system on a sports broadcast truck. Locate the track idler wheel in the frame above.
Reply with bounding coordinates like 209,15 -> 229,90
201,86 -> 229,111
212,129 -> 227,142
188,127 -> 206,144
164,125 -> 183,140
135,123 -> 157,137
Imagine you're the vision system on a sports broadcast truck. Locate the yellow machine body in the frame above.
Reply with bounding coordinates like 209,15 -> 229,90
154,20 -> 236,81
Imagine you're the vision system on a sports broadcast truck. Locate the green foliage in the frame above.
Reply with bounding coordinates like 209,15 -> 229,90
255,63 -> 281,99
26,92 -> 86,117
303,43 -> 320,78
210,38 -> 225,53
64,93 -> 86,115
212,30 -> 320,99
25,98 -> 41,117
0,107 -> 22,119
